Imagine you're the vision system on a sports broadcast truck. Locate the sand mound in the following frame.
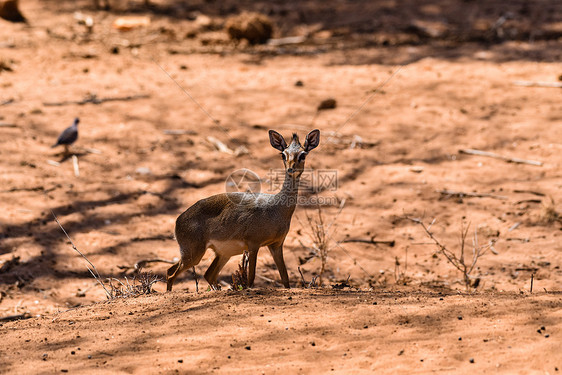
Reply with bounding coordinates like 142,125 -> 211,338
225,12 -> 273,45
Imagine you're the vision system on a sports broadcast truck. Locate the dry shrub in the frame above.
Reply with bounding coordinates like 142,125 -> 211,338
107,270 -> 160,299
409,217 -> 498,291
225,12 -> 273,44
298,199 -> 346,286
539,197 -> 561,225
231,251 -> 249,291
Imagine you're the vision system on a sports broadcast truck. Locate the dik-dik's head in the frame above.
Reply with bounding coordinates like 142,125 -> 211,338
269,129 -> 320,177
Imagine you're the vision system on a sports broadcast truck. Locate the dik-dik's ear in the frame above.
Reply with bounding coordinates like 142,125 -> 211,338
304,129 -> 320,152
269,130 -> 288,151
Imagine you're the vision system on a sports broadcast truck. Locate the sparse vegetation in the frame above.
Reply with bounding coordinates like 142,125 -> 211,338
107,270 -> 161,299
298,199 -> 345,286
408,217 -> 498,291
394,247 -> 411,286
231,251 -> 250,291
539,197 -> 561,225
298,266 -> 318,288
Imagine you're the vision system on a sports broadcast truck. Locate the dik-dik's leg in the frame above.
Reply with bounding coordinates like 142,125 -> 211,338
268,244 -> 290,288
247,246 -> 260,287
204,255 -> 229,288
167,260 -> 187,291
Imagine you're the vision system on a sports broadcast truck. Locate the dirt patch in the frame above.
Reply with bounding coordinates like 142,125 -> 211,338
0,0 -> 561,373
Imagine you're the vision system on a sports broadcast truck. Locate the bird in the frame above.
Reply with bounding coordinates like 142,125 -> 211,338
52,118 -> 79,154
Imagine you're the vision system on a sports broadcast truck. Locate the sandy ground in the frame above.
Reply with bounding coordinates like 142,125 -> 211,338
1,0 -> 561,373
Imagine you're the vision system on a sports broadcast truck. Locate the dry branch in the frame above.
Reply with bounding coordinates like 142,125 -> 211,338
0,98 -> 14,106
0,313 -> 31,322
437,189 -> 508,200
340,237 -> 395,246
459,148 -> 542,166
513,81 -> 562,88
50,209 -> 111,298
513,189 -> 545,197
163,129 -> 197,135
0,122 -> 17,127
43,93 -> 150,106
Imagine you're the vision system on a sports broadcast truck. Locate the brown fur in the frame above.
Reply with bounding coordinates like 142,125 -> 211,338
166,129 -> 320,291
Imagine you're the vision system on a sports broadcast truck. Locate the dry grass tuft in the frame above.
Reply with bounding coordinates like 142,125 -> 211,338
231,251 -> 250,291
539,197 -> 561,225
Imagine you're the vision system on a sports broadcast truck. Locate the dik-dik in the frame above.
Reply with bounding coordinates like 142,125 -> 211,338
166,129 -> 320,291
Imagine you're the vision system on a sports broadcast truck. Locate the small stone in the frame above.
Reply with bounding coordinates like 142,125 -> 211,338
364,325 -> 368,329
469,358 -> 475,363
135,167 -> 151,175
317,98 -> 337,111
545,334 -> 550,338
457,316 -> 463,320
71,351 -> 75,355
372,302 -> 377,305
295,80 -> 304,87
311,342 -> 316,346
178,359 -> 183,363
245,346 -> 251,350
541,326 -> 546,331
458,337 -> 462,341
88,355 -> 92,359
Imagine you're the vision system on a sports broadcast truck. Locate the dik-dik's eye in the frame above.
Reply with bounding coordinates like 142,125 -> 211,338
281,153 -> 287,161
298,153 -> 307,162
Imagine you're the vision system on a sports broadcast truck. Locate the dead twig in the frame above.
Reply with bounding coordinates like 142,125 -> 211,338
340,237 -> 395,247
256,274 -> 279,285
50,209 -> 111,298
0,313 -> 32,322
130,235 -> 173,242
43,93 -> 150,106
437,189 -> 508,200
459,148 -> 542,166
513,189 -> 545,197
515,199 -> 542,204
513,81 -> 562,88
0,122 -> 17,128
72,155 -> 80,177
297,266 -> 317,288
0,98 -> 14,106
163,129 -> 197,135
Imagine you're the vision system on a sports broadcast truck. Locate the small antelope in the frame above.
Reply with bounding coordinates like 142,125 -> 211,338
166,129 -> 320,291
